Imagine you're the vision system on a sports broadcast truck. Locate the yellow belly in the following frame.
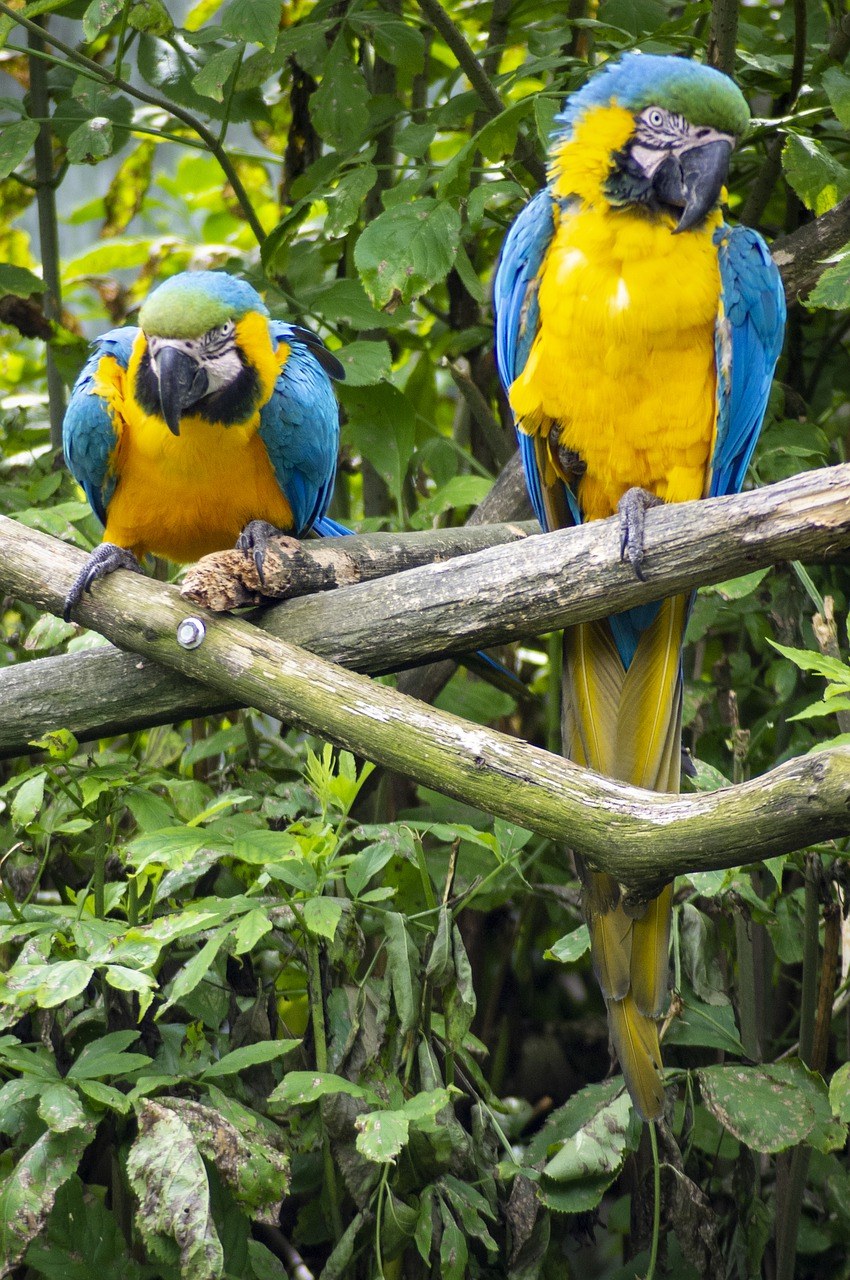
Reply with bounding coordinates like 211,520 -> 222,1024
509,203 -> 722,520
103,407 -> 293,563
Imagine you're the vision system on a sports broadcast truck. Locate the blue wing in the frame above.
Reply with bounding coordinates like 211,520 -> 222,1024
493,189 -> 558,534
711,225 -> 786,498
259,322 -> 345,536
63,327 -> 136,526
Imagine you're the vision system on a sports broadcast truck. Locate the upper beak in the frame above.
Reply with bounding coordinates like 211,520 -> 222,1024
153,344 -> 209,436
652,137 -> 733,234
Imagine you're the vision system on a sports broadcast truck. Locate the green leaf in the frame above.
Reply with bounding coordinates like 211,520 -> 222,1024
545,925 -> 590,964
340,381 -> 415,509
219,0 -> 279,47
768,640 -> 850,685
126,1100 -> 223,1279
67,117 -> 115,164
162,923 -> 233,1012
664,987 -> 743,1054
542,1089 -> 633,1184
346,840 -> 398,899
31,960 -> 95,1008
333,340 -> 392,387
350,16 -> 424,74
384,911 -> 417,1035
443,923 -> 476,1050
0,1125 -> 94,1273
82,0 -> 124,39
706,567 -> 771,601
310,38 -> 370,150
354,199 -> 462,308
781,134 -> 850,216
0,120 -> 39,181
67,1031 -> 153,1081
11,771 -> 46,827
425,905 -> 453,986
822,66 -> 850,130
269,1071 -> 380,1107
232,908 -> 273,955
829,1062 -> 850,1123
302,895 -> 344,941
438,1198 -> 468,1280
37,1084 -> 90,1133
201,1039 -> 300,1079
807,246 -> 850,311
0,263 -> 43,298
192,45 -> 243,102
699,1060 -> 847,1154
325,163 -> 377,238
355,1108 -> 409,1163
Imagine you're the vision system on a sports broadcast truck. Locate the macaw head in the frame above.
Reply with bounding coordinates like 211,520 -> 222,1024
549,53 -> 750,232
136,271 -> 274,435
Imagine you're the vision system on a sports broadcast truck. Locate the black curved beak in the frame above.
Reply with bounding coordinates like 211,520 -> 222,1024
154,345 -> 209,436
652,137 -> 733,234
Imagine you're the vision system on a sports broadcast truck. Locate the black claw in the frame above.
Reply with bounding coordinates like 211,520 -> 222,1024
617,487 -> 663,582
64,544 -> 142,621
237,520 -> 283,587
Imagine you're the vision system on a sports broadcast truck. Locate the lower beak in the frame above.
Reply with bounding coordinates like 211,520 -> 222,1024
652,138 -> 732,234
154,345 -> 208,436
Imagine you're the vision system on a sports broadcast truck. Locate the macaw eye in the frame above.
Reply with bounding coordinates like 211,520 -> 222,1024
646,108 -> 665,128
218,320 -> 234,338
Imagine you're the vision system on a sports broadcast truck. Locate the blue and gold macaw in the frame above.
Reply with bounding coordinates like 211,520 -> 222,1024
63,270 -> 345,618
494,54 -> 785,1119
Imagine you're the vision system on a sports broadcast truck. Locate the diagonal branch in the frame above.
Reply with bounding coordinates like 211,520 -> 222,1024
1,463 -> 850,757
0,511 -> 849,892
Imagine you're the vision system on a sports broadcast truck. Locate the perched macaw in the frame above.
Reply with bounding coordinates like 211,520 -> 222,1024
63,270 -> 345,618
494,54 -> 785,1119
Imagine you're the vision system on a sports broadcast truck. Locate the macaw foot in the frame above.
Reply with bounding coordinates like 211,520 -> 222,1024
548,429 -> 587,487
617,487 -> 662,582
64,543 -> 142,622
236,519 -> 287,585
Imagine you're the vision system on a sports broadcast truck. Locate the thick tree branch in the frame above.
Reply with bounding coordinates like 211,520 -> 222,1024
0,512 -> 849,890
772,194 -> 850,300
1,464 -> 850,755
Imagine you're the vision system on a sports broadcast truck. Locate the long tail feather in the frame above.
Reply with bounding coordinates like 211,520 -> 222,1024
563,597 -> 686,1119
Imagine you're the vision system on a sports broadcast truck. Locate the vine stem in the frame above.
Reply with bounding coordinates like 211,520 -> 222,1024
27,17 -> 65,449
0,1 -> 266,245
645,1122 -> 661,1280
305,934 -> 343,1243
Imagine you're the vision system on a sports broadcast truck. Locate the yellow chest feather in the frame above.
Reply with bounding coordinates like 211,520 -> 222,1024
94,348 -> 292,563
511,121 -> 723,520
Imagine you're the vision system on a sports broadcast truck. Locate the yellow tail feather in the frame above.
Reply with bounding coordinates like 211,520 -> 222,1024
563,598 -> 687,1118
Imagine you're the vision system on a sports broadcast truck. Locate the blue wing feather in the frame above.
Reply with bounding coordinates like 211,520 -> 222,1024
494,190 -> 557,534
259,321 -> 343,536
711,225 -> 785,498
63,327 -> 136,526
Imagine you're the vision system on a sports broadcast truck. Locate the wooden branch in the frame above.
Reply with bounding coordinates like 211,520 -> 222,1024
2,463 -> 850,756
1,512 -> 850,890
771,194 -> 850,300
181,522 -> 536,611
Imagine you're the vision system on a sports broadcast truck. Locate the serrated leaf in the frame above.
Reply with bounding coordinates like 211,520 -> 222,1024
82,0 -> 124,39
219,0 -> 279,47
127,1100 -> 223,1280
699,1060 -> 846,1154
325,163 -> 377,238
830,1062 -> 850,1122
193,45 -> 243,101
311,38 -> 370,150
355,1108 -> 409,1163
782,134 -> 850,216
0,120 -> 39,181
543,1089 -> 633,1182
67,117 -> 115,164
807,247 -> 850,311
333,340 -> 391,387
269,1071 -> 380,1107
201,1039 -> 300,1079
0,263 -> 43,298
303,896 -> 344,941
354,199 -> 462,308
823,66 -> 850,130
545,925 -> 590,964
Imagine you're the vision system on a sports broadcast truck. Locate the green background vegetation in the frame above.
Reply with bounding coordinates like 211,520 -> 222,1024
0,0 -> 849,1276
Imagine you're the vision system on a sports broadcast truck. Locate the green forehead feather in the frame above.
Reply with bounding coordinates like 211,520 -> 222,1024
631,77 -> 750,137
139,290 -> 235,339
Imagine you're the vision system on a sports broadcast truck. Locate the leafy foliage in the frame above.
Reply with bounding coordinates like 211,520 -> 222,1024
0,0 -> 849,1276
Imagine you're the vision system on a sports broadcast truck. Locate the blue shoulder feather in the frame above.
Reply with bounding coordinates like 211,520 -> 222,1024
711,225 -> 785,498
63,327 -> 136,526
258,321 -> 343,536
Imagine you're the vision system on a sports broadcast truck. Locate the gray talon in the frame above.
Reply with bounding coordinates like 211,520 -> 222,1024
237,519 -> 282,586
617,487 -> 663,581
64,544 -> 142,621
